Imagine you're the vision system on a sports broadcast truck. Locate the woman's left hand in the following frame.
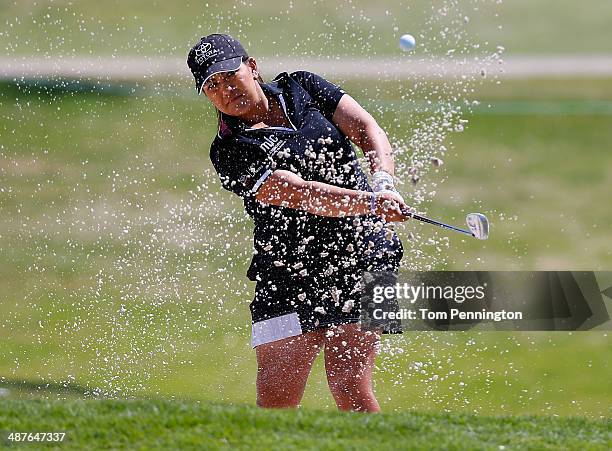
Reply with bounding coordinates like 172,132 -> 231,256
373,191 -> 411,222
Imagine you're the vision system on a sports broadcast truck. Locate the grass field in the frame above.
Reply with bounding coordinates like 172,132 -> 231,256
1,400 -> 610,449
1,0 -> 612,57
1,5 -> 611,450
1,73 -> 611,422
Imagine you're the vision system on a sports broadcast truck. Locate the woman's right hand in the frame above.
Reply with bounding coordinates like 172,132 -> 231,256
373,191 -> 411,222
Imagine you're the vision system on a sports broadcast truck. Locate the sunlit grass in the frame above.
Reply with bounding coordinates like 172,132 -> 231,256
1,78 -> 611,417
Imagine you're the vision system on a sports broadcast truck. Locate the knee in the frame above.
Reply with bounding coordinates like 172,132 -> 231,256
256,386 -> 301,409
327,378 -> 378,412
256,370 -> 303,408
326,368 -> 372,398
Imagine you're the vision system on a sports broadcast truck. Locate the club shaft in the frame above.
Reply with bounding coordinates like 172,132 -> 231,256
402,210 -> 475,237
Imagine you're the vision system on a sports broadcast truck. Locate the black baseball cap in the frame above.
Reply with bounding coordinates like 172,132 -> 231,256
187,34 -> 248,94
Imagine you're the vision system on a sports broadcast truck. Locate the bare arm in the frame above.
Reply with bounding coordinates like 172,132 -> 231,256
332,94 -> 395,176
255,169 -> 407,222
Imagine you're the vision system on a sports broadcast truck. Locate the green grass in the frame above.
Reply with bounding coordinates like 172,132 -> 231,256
0,400 -> 610,450
1,77 -> 611,419
1,0 -> 611,57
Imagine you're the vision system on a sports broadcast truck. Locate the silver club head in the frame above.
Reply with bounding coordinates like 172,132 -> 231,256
466,213 -> 489,240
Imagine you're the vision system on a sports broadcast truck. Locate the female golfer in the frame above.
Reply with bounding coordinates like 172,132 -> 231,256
188,34 -> 408,413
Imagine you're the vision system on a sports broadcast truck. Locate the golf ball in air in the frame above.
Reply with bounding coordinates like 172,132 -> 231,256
399,34 -> 416,51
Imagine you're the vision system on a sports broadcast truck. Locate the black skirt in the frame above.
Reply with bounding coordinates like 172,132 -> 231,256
249,225 -> 403,347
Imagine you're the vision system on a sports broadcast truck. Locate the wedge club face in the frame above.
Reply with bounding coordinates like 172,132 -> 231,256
466,213 -> 489,240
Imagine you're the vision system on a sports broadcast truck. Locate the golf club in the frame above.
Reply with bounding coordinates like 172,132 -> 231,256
400,208 -> 489,240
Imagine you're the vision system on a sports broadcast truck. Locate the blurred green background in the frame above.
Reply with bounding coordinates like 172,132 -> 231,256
0,0 -> 610,419
1,0 -> 612,56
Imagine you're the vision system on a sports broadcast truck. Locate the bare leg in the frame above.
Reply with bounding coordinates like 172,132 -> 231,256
255,330 -> 325,409
324,323 -> 381,412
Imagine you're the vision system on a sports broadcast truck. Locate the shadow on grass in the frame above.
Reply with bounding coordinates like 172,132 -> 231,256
0,377 -> 109,399
0,79 -> 140,98
0,377 -> 185,402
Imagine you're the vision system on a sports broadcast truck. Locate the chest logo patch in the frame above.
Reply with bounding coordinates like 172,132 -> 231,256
260,135 -> 287,156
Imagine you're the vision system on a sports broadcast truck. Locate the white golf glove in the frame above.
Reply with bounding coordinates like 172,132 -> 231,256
371,170 -> 405,204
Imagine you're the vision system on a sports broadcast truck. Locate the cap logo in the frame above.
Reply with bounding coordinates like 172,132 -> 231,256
195,42 -> 219,64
